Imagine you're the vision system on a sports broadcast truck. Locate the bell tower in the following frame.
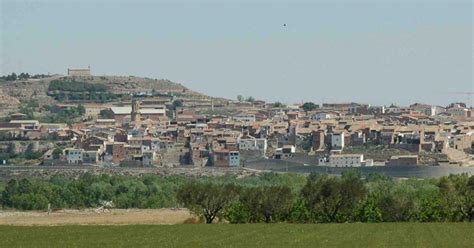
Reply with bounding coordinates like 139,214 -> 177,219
131,99 -> 141,122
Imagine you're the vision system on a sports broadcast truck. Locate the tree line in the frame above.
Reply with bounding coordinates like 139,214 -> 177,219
0,73 -> 50,81
48,79 -> 108,92
178,172 -> 474,223
1,172 -> 473,223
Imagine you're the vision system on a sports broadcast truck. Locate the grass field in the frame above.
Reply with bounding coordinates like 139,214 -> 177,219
1,223 -> 473,247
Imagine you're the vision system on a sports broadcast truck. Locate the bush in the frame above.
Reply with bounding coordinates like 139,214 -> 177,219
49,79 -> 107,92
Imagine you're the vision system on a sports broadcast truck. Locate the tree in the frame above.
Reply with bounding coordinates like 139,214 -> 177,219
239,186 -> 294,223
302,102 -> 318,112
273,102 -> 285,108
10,73 -> 17,81
177,182 -> 238,224
172,100 -> 183,109
76,104 -> 86,115
237,95 -> 244,102
438,174 -> 474,222
301,172 -> 366,222
1,179 -> 19,208
52,148 -> 63,159
19,105 -> 34,119
246,96 -> 255,102
364,178 -> 435,222
18,73 -> 30,80
99,109 -> 114,119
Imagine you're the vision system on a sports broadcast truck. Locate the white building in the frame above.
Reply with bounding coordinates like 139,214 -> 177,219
142,151 -> 156,166
329,154 -> 364,167
229,151 -> 240,167
274,145 -> 296,159
431,106 -> 446,116
331,132 -> 345,150
233,114 -> 256,123
309,112 -> 337,121
64,148 -> 84,164
368,105 -> 385,115
238,136 -> 268,155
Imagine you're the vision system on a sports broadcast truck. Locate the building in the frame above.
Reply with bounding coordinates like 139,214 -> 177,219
233,113 -> 256,123
112,143 -> 126,164
350,131 -> 366,146
329,154 -> 364,167
431,106 -> 446,116
142,150 -> 156,166
213,149 -> 240,167
238,135 -> 268,155
64,148 -> 83,164
95,119 -> 116,127
83,150 -> 100,164
322,103 -> 352,112
446,104 -> 470,118
111,106 -> 166,126
10,113 -> 27,120
131,99 -> 141,122
367,105 -> 385,115
274,145 -> 296,159
84,104 -> 111,120
68,66 -> 91,77
311,130 -> 326,151
409,103 -> 433,116
387,155 -> 419,166
331,132 -> 345,150
309,111 -> 338,121
9,120 -> 40,130
348,103 -> 369,115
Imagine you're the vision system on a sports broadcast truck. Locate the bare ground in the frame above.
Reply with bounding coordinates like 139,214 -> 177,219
0,208 -> 193,226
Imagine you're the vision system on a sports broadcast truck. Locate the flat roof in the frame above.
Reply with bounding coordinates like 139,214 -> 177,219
111,107 -> 165,115
111,107 -> 132,115
10,120 -> 39,124
141,109 -> 166,114
96,119 -> 116,122
330,154 -> 364,157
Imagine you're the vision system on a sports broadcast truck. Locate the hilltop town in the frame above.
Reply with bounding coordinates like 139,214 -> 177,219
0,68 -> 473,169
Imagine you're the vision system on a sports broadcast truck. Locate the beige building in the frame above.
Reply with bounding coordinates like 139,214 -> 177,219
68,66 -> 91,77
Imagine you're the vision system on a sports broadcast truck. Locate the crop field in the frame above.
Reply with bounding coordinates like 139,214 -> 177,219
0,209 -> 191,226
1,223 -> 473,247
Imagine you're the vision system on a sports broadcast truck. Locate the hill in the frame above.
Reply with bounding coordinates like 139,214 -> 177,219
0,74 -> 208,111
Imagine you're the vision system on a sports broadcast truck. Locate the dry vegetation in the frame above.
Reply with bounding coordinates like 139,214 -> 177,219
0,208 -> 193,226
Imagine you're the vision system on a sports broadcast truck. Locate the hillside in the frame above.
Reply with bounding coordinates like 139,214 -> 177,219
0,75 -> 208,111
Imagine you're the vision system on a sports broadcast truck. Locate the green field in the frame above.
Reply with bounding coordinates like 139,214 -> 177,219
1,223 -> 473,247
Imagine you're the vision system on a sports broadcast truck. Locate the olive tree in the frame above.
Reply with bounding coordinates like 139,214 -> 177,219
177,182 -> 238,224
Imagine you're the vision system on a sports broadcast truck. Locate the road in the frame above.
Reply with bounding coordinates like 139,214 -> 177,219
1,163 -> 473,179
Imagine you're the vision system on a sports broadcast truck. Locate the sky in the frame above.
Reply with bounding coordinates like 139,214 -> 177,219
1,0 -> 472,106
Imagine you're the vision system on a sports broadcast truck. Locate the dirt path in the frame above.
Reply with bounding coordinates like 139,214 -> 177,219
0,208 -> 193,226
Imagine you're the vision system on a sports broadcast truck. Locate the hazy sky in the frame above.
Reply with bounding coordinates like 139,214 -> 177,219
1,0 -> 472,106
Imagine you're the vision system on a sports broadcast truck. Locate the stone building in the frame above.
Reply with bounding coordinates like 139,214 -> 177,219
68,66 -> 91,77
